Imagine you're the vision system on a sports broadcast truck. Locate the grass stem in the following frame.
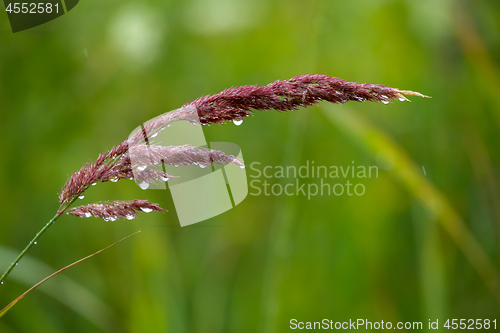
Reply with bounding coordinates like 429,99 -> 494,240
0,212 -> 61,285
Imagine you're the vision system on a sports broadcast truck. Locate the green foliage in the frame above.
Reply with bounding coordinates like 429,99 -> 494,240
1,0 -> 499,332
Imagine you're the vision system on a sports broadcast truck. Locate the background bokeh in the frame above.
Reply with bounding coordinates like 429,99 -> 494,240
1,0 -> 499,332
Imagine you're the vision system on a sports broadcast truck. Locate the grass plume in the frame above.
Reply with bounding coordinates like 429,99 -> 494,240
0,74 -> 427,290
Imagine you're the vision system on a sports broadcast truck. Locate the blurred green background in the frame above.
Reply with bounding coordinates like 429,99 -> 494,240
1,0 -> 499,332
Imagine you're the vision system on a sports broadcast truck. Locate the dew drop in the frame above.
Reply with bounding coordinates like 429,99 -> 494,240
381,100 -> 389,105
240,165 -> 246,169
139,182 -> 150,190
138,165 -> 147,171
85,212 -> 92,218
78,195 -> 85,199
141,208 -> 153,213
233,119 -> 243,126
1,281 -> 3,284
150,133 -> 158,138
92,183 -> 97,186
34,242 -> 37,245
109,217 -> 117,222
110,177 -> 119,183
199,164 -> 207,168
160,176 -> 169,182
15,263 -> 18,266
126,215 -> 135,220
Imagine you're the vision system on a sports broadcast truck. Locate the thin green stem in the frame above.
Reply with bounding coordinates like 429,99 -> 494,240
0,230 -> 141,317
0,212 -> 62,285
0,190 -> 80,285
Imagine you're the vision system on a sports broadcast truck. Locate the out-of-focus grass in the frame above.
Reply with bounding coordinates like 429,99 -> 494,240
1,0 -> 500,332
0,246 -> 117,331
321,104 -> 500,298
